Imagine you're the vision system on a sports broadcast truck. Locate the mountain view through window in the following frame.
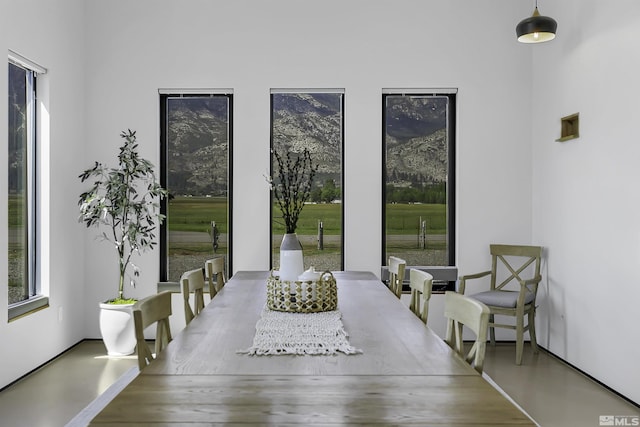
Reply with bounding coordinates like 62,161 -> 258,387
161,94 -> 231,282
384,93 -> 455,269
271,92 -> 344,272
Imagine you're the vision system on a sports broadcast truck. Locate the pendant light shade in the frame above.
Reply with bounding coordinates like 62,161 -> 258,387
516,6 -> 557,43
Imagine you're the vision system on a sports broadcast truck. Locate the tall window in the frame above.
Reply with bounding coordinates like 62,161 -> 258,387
160,93 -> 232,282
382,92 -> 456,283
270,90 -> 344,272
8,53 -> 46,316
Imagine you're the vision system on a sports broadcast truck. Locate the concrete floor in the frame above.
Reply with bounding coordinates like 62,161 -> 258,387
0,339 -> 638,426
482,342 -> 640,427
0,341 -> 137,427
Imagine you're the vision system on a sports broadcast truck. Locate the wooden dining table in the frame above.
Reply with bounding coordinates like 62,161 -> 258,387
90,271 -> 535,425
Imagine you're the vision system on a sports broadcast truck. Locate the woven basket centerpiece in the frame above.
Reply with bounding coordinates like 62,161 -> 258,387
267,270 -> 337,313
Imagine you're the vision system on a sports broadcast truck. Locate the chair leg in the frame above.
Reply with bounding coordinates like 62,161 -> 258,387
488,314 -> 496,346
528,308 -> 539,354
422,300 -> 429,325
516,314 -> 524,365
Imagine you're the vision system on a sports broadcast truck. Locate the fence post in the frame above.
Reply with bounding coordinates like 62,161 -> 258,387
210,221 -> 219,253
418,217 -> 427,249
317,220 -> 324,250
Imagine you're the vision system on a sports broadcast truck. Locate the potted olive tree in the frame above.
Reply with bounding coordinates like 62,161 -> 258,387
78,129 -> 167,356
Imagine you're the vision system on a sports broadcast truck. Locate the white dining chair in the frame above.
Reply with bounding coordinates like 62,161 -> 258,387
444,291 -> 490,374
409,268 -> 434,325
205,257 -> 226,300
387,256 -> 407,299
133,290 -> 173,370
180,268 -> 206,325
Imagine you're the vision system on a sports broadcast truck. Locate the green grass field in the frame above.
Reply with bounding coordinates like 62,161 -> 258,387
168,196 -> 228,233
8,196 -> 445,258
168,196 -> 446,236
167,196 -> 448,264
8,196 -> 447,284
385,203 -> 446,235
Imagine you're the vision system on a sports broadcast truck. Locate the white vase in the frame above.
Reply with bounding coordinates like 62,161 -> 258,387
99,301 -> 136,356
279,233 -> 304,282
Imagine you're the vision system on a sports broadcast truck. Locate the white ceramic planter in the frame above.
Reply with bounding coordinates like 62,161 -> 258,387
99,301 -> 136,356
279,233 -> 304,282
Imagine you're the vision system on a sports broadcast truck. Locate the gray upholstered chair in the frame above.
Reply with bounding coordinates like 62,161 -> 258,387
180,268 -> 206,325
205,257 -> 226,300
459,244 -> 543,365
444,291 -> 490,374
387,256 -> 406,299
133,290 -> 173,370
408,269 -> 434,325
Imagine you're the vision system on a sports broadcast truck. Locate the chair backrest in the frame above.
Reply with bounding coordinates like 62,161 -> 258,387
133,290 -> 173,370
489,244 -> 542,293
181,268 -> 206,325
205,257 -> 226,300
444,291 -> 490,374
409,269 -> 434,324
388,256 -> 406,298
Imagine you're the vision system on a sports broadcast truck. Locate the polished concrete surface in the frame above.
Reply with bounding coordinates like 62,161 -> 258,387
0,340 -> 638,426
0,341 -> 137,427
483,343 -> 639,427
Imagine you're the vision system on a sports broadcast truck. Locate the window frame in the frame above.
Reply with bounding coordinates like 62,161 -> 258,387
159,92 -> 234,282
8,52 -> 48,320
269,89 -> 346,272
381,91 -> 457,292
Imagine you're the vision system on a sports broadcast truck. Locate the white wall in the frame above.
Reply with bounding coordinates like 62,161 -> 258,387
0,0 -> 86,388
532,0 -> 640,404
1,0 -> 540,392
81,0 -> 534,333
4,0 -> 636,407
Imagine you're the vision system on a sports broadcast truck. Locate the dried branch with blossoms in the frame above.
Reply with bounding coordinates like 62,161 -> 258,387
267,148 -> 318,234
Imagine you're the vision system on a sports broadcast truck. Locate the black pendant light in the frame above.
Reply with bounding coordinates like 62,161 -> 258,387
516,1 -> 557,43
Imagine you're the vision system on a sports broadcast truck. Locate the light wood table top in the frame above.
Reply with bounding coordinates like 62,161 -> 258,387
90,271 -> 535,425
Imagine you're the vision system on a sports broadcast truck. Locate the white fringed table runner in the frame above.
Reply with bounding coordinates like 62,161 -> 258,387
238,306 -> 362,356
